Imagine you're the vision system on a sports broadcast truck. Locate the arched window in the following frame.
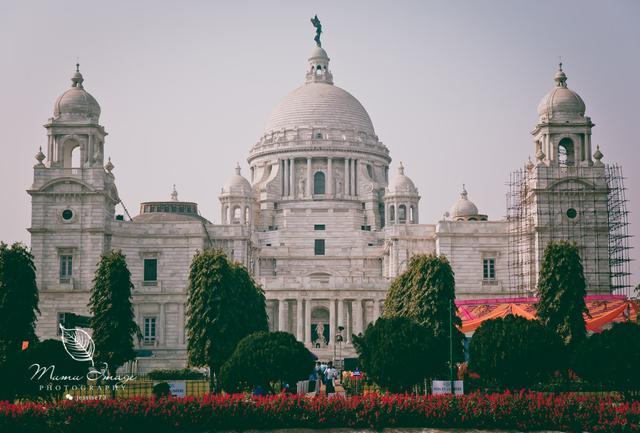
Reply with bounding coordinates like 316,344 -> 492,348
62,139 -> 81,169
389,205 -> 395,222
315,132 -> 323,139
558,137 -> 575,167
398,205 -> 407,223
313,171 -> 325,195
232,206 -> 241,224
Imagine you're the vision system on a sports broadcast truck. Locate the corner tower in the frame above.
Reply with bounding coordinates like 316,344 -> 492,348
508,64 -> 630,295
28,65 -> 120,338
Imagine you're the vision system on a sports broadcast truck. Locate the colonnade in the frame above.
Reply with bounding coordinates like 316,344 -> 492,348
273,297 -> 384,347
280,157 -> 359,198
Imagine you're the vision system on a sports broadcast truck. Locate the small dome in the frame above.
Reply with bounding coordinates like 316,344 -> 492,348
309,46 -> 328,59
387,163 -> 417,195
450,185 -> 479,219
222,163 -> 252,196
53,64 -> 101,122
537,64 -> 585,121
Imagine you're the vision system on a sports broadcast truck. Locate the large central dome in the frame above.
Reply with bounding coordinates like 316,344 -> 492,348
264,82 -> 376,136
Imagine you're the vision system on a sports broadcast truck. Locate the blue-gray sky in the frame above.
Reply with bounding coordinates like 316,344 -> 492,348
1,0 -> 638,287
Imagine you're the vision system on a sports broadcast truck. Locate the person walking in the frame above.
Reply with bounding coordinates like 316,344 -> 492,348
324,361 -> 338,395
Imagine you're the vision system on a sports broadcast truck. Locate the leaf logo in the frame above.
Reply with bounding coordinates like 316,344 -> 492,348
59,324 -> 95,367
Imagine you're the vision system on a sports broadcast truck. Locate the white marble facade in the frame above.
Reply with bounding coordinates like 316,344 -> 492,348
28,45 -> 618,370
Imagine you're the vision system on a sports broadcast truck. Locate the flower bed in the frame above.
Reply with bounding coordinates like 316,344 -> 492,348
1,391 -> 639,433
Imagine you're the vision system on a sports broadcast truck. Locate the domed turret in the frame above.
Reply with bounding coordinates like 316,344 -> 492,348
387,162 -> 417,194
222,163 -> 252,196
537,63 -> 586,122
448,185 -> 487,221
219,164 -> 254,225
53,64 -> 101,123
384,163 -> 420,225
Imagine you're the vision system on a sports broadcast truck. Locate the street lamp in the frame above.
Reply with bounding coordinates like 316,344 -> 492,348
335,326 -> 344,371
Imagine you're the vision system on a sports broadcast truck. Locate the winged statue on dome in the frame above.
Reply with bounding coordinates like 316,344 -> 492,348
310,15 -> 322,46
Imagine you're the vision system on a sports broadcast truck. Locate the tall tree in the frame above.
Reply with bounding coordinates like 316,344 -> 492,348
186,249 -> 267,391
0,242 -> 39,366
89,250 -> 139,375
536,241 -> 588,345
383,253 -> 464,360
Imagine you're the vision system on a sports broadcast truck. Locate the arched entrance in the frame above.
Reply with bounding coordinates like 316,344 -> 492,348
311,307 -> 330,348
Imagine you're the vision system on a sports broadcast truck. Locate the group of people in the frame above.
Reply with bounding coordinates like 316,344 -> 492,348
309,361 -> 339,394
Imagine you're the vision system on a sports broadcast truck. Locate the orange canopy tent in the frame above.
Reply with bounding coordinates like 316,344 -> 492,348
456,295 -> 639,334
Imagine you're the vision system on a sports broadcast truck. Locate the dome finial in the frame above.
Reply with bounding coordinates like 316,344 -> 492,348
235,162 -> 241,175
71,63 -> 84,88
461,184 -> 468,199
398,162 -> 405,175
105,156 -> 114,173
554,60 -> 567,88
170,184 -> 178,201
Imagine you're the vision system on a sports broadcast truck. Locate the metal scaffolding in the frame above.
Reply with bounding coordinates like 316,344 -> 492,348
507,162 -> 632,297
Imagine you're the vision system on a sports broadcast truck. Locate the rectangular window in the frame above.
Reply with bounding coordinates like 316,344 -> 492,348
314,224 -> 326,230
59,255 -> 72,282
143,258 -> 158,282
143,317 -> 157,345
483,258 -> 496,281
314,239 -> 325,256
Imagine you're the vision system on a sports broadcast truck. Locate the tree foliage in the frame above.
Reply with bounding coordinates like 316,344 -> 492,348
220,331 -> 314,393
536,241 -> 589,345
89,250 -> 139,374
383,253 -> 464,361
469,315 -> 564,390
0,339 -> 88,401
186,249 -> 268,383
353,317 -> 448,393
573,321 -> 640,390
0,242 -> 39,366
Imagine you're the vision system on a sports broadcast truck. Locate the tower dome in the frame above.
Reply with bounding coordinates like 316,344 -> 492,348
449,185 -> 486,221
53,64 -> 101,123
537,64 -> 586,122
221,163 -> 252,196
387,163 -> 417,194
262,45 -> 375,138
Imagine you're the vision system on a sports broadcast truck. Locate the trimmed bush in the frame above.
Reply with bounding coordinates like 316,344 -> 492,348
469,315 -> 564,390
353,317 -> 448,393
573,321 -> 640,390
219,331 -> 314,393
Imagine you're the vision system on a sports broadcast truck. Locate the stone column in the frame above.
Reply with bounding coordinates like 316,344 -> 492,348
282,160 -> 288,196
178,303 -> 185,345
159,303 -> 165,346
349,159 -> 356,196
296,298 -> 304,341
289,158 -> 295,198
278,299 -> 287,332
329,299 -> 336,347
373,299 -> 381,321
344,158 -> 350,196
327,157 -> 333,197
353,159 -> 358,196
346,301 -> 352,344
353,299 -> 363,336
304,299 -> 312,344
337,298 -> 344,328
306,157 -> 312,197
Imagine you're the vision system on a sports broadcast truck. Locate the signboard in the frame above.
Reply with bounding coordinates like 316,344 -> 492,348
167,381 -> 186,397
432,380 -> 464,395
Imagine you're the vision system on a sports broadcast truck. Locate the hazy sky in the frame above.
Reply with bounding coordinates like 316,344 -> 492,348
1,0 -> 638,286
